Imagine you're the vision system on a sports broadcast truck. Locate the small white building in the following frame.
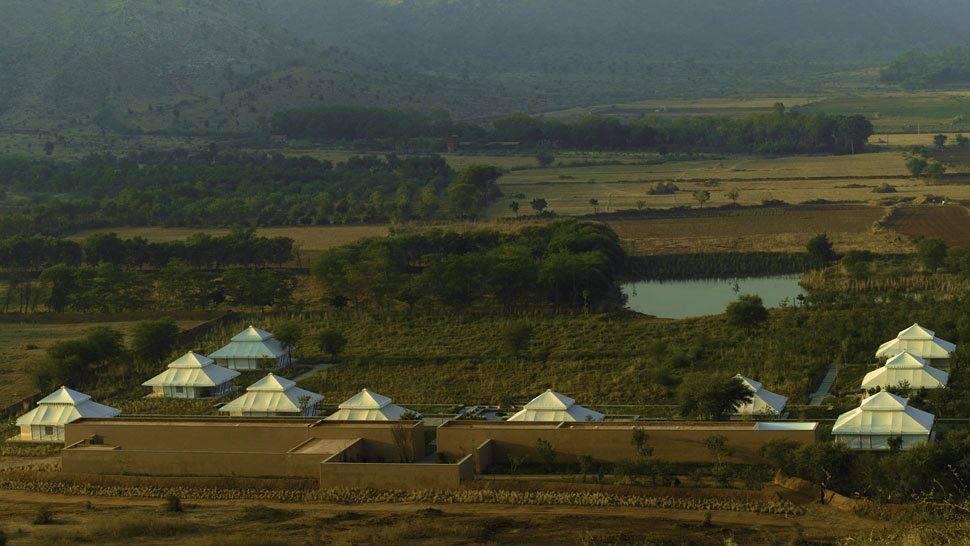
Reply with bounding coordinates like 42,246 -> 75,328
832,391 -> 934,450
15,387 -> 120,443
734,374 -> 788,416
208,325 -> 291,371
219,373 -> 323,417
876,323 -> 956,367
142,351 -> 240,398
507,389 -> 605,422
326,389 -> 416,421
861,351 -> 948,391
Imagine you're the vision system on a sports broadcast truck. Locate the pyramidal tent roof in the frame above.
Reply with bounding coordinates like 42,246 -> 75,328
832,391 -> 934,435
325,389 -> 415,421
735,374 -> 788,415
861,351 -> 948,390
219,373 -> 323,414
142,352 -> 240,388
16,387 -> 120,427
209,326 -> 286,360
875,323 -> 956,359
507,389 -> 605,422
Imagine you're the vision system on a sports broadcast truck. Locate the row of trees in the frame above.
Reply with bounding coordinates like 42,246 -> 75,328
312,220 -> 627,312
3,263 -> 296,314
880,46 -> 970,88
0,227 -> 294,271
270,104 -> 874,155
0,152 -> 502,237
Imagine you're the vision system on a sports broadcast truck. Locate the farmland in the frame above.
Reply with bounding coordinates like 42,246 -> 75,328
882,205 -> 970,248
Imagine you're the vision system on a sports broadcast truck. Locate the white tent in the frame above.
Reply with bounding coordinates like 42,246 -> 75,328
832,391 -> 934,450
861,351 -> 948,391
219,373 -> 323,417
734,375 -> 788,416
15,387 -> 120,442
208,325 -> 291,371
875,323 -> 956,364
325,389 -> 416,421
143,352 -> 240,398
507,389 -> 605,422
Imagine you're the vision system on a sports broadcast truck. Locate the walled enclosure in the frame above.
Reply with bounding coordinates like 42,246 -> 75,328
62,418 -> 426,480
438,421 -> 819,468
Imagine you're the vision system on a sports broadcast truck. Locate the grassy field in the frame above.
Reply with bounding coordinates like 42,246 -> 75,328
0,318 -> 208,411
542,96 -> 818,122
798,91 -> 970,133
604,205 -> 910,255
882,205 -> 970,248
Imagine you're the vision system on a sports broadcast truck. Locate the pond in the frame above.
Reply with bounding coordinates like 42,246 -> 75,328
622,275 -> 804,319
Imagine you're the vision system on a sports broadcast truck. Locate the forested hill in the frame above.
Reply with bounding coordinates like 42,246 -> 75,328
0,0 -> 521,133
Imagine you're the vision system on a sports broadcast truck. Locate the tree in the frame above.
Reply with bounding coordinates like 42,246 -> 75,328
508,201 -> 519,215
273,319 -> 302,351
806,233 -> 837,266
692,190 -> 710,206
725,294 -> 768,329
677,375 -> 753,420
588,198 -> 599,212
725,189 -> 740,203
933,134 -> 948,150
530,198 -> 548,214
923,160 -> 946,179
43,141 -> 55,156
760,439 -> 800,475
130,318 -> 179,362
905,156 -> 928,177
535,438 -> 557,473
502,320 -> 534,359
917,238 -> 948,270
704,434 -> 733,463
956,134 -> 969,149
445,181 -> 485,218
40,264 -> 77,313
535,149 -> 555,167
316,328 -> 347,361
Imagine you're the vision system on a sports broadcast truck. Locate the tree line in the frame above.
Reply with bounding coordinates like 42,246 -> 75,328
312,220 -> 627,312
0,227 -> 294,272
270,104 -> 874,155
0,151 -> 502,237
880,46 -> 970,88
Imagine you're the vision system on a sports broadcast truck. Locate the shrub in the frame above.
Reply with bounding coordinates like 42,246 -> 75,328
164,494 -> 182,513
725,294 -> 768,329
239,504 -> 296,523
131,318 -> 180,362
33,506 -> 54,525
535,438 -> 557,473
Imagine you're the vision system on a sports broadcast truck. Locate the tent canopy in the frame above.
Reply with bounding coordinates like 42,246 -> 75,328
209,326 -> 287,360
219,373 -> 323,414
861,351 -> 948,390
325,389 -> 415,421
875,323 -> 956,360
16,387 -> 120,427
143,351 -> 240,388
507,389 -> 605,422
735,374 -> 788,414
833,391 -> 934,435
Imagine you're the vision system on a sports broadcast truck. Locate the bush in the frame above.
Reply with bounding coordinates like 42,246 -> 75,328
164,494 -> 182,513
238,504 -> 297,523
33,506 -> 54,525
725,294 -> 768,329
131,318 -> 180,362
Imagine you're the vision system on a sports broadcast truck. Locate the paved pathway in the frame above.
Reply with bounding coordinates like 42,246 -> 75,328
809,364 -> 840,406
291,361 -> 337,382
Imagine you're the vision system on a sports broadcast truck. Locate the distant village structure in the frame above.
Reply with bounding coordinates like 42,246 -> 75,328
326,389 -> 415,421
220,373 -> 323,417
15,387 -> 119,442
209,325 -> 291,371
143,352 -> 240,398
876,323 -> 956,367
733,374 -> 788,416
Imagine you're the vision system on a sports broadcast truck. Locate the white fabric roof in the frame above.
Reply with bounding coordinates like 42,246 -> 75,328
142,351 -> 240,388
16,387 -> 120,427
209,326 -> 287,360
507,389 -> 605,422
325,389 -> 415,421
832,391 -> 934,435
875,323 -> 956,359
219,373 -> 323,414
861,352 -> 948,390
735,375 -> 788,414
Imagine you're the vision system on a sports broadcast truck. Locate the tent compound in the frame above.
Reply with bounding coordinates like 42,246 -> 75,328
15,387 -> 120,442
832,391 -> 934,450
219,373 -> 323,417
208,325 -> 291,371
142,351 -> 240,398
734,374 -> 788,416
875,323 -> 956,365
326,389 -> 416,421
506,389 -> 605,422
861,351 -> 948,391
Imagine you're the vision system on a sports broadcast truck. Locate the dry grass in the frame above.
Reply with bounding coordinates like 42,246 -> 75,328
0,319 -> 206,410
882,205 -> 970,248
603,205 -> 911,254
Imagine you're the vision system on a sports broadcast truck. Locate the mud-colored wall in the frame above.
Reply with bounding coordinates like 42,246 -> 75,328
318,455 -> 475,490
437,422 -> 817,466
473,439 -> 494,474
62,448 -> 325,479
